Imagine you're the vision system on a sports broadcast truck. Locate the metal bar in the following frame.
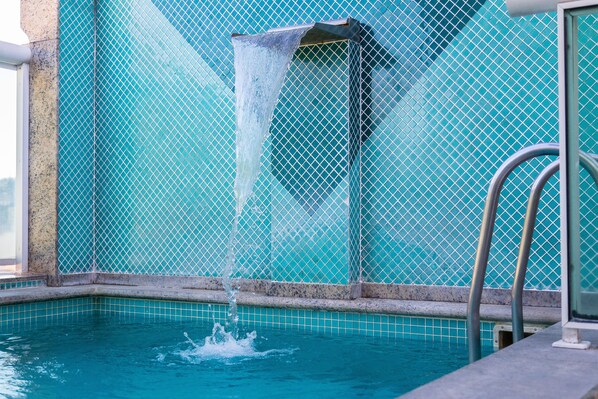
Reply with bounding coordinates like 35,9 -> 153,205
233,18 -> 359,47
506,0 -> 578,17
564,6 -> 583,327
558,0 -> 571,332
511,160 -> 559,343
267,18 -> 350,33
512,153 -> 598,342
467,143 -> 560,363
0,40 -> 31,66
506,0 -> 598,17
15,62 -> 29,272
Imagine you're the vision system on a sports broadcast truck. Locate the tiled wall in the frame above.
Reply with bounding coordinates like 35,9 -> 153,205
270,41 -> 361,284
58,1 -> 95,273
0,297 -> 495,346
0,297 -> 94,330
58,0 -> 575,290
0,280 -> 44,291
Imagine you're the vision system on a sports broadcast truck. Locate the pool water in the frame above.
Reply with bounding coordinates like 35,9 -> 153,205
0,314 -> 475,398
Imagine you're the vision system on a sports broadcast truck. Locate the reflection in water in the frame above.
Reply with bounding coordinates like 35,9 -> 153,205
0,337 -> 28,398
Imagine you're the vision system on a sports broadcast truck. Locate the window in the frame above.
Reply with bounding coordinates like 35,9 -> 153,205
560,3 -> 598,327
0,64 -> 18,268
0,1 -> 30,273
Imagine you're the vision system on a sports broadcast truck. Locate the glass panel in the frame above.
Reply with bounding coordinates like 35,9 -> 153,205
566,6 -> 598,322
0,0 -> 29,44
0,64 -> 17,262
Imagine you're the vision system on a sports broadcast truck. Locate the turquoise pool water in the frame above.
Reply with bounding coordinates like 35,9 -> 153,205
0,313 -> 481,398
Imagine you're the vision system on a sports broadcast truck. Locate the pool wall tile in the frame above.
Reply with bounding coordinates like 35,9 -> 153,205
0,297 -> 493,346
93,297 -> 495,346
0,280 -> 44,291
0,297 -> 94,330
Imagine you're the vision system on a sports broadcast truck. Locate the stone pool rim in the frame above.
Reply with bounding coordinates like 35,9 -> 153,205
0,284 -> 560,325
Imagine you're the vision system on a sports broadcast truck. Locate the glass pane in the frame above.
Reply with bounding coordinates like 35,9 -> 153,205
0,65 -> 17,261
0,0 -> 29,44
567,7 -> 598,322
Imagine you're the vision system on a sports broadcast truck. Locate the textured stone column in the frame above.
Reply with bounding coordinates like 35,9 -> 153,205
21,0 -> 60,279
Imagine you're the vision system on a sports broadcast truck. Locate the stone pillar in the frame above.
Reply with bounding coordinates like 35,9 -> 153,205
20,0 -> 60,280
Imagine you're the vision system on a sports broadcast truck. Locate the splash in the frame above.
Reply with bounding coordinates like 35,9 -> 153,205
221,28 -> 310,338
178,324 -> 296,364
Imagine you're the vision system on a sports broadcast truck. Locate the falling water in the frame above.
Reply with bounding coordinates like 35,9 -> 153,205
184,28 -> 309,358
231,28 -> 310,215
223,28 -> 309,339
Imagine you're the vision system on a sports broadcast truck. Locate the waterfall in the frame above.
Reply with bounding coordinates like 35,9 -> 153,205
222,28 -> 309,337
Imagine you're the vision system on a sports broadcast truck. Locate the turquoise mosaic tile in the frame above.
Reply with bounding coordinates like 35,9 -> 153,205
270,41 -> 360,284
56,0 -> 594,292
0,298 -> 94,330
0,297 -> 494,346
0,280 -> 44,291
360,2 -> 561,289
94,297 -> 495,346
58,0 -> 95,274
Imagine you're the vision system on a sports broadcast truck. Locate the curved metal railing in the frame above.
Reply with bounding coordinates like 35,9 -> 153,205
511,153 -> 598,343
466,143 -> 598,363
467,143 -> 558,363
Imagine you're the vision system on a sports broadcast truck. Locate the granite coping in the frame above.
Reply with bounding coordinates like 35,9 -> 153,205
362,282 -> 560,307
60,273 -> 561,307
0,284 -> 560,324
401,323 -> 598,399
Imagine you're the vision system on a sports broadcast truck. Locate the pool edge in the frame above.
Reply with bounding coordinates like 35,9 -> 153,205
0,284 -> 560,324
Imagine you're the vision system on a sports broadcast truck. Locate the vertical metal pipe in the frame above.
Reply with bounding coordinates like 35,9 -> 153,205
467,143 -> 559,363
511,161 -> 559,342
16,62 -> 29,273
512,153 -> 598,343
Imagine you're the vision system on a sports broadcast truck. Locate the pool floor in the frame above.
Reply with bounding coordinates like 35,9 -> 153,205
0,313 -> 479,398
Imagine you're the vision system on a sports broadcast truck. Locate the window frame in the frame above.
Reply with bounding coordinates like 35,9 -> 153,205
0,40 -> 30,272
558,0 -> 598,331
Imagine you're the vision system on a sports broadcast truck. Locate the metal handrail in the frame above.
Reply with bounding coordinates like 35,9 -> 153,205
511,153 -> 598,343
0,40 -> 31,66
467,143 -> 559,363
467,142 -> 598,362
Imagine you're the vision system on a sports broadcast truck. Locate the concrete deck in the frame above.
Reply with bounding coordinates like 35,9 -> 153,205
402,323 -> 598,399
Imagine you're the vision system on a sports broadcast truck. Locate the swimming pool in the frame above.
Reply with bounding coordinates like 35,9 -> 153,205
0,297 -> 495,398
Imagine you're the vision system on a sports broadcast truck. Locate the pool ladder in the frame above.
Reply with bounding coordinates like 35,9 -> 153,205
467,143 -> 598,363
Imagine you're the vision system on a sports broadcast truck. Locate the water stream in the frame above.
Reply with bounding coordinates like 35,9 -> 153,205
223,27 -> 309,337
188,28 -> 309,354
231,28 -> 310,216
